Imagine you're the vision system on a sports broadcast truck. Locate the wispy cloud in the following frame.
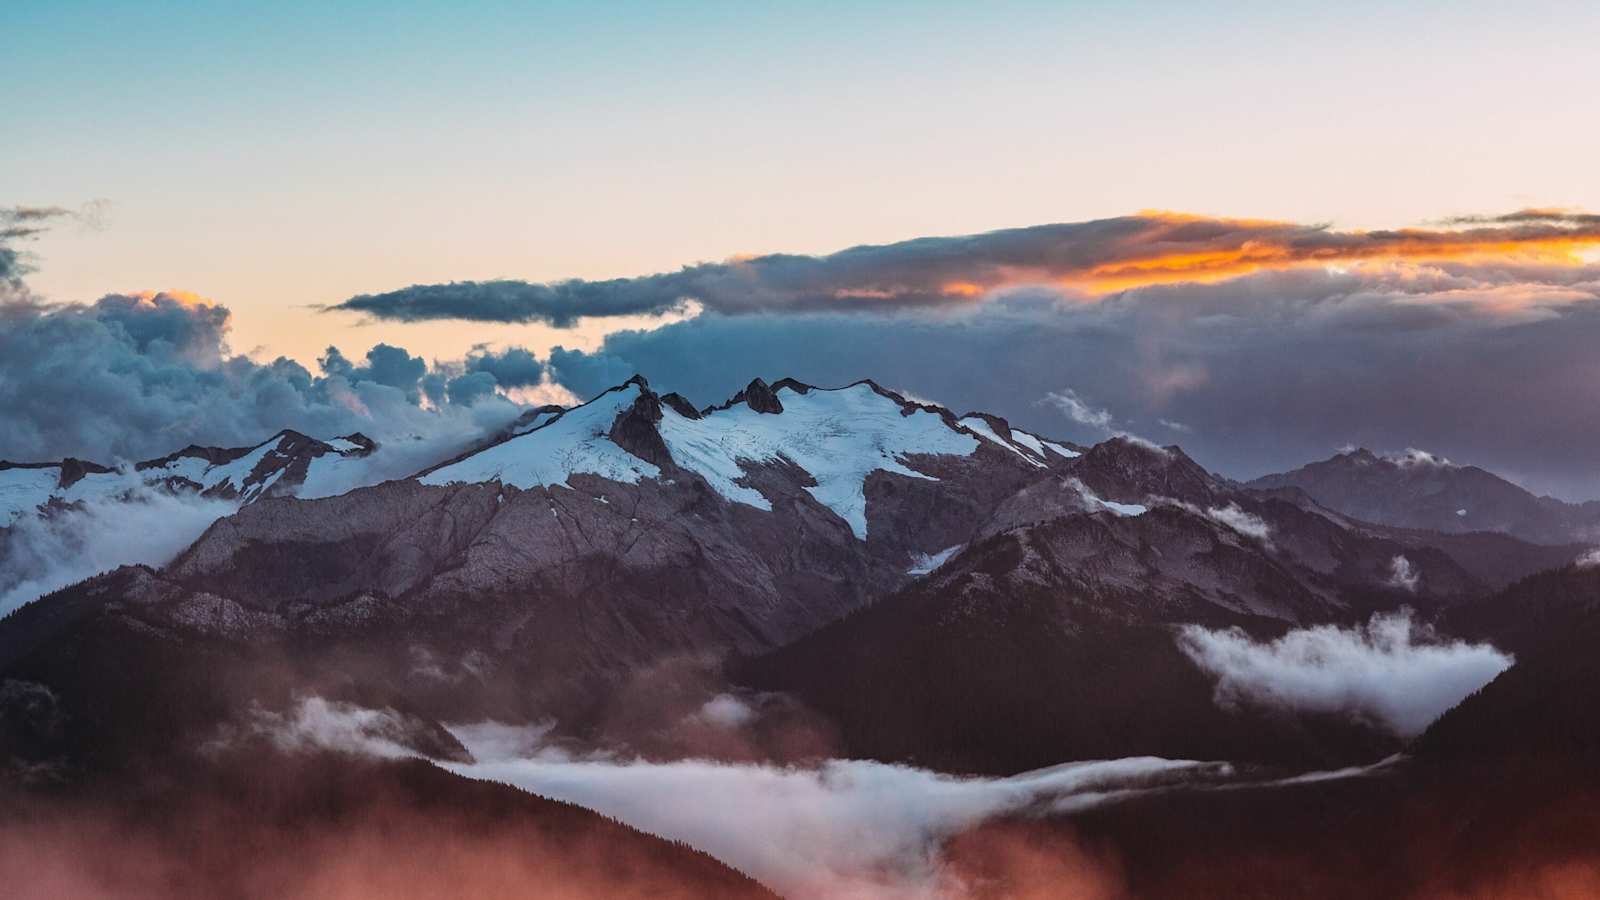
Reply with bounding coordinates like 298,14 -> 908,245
1040,388 -> 1115,431
244,696 -> 1406,899
1388,555 -> 1421,593
0,477 -> 236,616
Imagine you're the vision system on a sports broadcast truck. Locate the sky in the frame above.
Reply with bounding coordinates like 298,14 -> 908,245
5,1 -> 1600,497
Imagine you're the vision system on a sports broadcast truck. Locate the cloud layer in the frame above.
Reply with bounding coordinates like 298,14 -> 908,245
0,290 -> 529,465
245,697 -> 1407,899
329,211 -> 1600,325
10,209 -> 1600,502
1177,612 -> 1512,737
529,256 -> 1600,498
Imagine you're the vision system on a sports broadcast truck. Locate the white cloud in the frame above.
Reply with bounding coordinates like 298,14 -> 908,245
244,697 -> 416,759
245,696 -> 1403,899
0,481 -> 236,615
445,731 -> 1222,900
1040,388 -> 1114,431
1065,478 -> 1148,517
1575,548 -> 1600,568
1205,502 -> 1272,542
1391,448 -> 1454,468
1152,498 -> 1272,543
1177,611 -> 1512,737
445,720 -> 560,761
694,694 -> 758,729
1388,555 -> 1421,592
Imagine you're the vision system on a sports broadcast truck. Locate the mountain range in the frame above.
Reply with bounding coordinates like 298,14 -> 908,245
1250,446 -> 1600,545
0,429 -> 378,526
4,374 -> 1600,897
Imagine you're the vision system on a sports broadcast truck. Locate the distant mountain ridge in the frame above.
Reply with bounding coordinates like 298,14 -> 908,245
1250,447 -> 1600,545
0,429 -> 378,526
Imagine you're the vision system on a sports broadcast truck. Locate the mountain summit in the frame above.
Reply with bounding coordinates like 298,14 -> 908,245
1250,447 -> 1600,545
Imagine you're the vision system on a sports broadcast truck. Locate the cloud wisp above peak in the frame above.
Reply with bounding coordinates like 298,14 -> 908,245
326,210 -> 1600,326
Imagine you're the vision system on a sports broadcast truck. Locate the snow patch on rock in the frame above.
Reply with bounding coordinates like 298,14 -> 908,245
0,467 -> 63,526
959,417 -> 1045,467
906,545 -> 963,576
658,383 -> 979,539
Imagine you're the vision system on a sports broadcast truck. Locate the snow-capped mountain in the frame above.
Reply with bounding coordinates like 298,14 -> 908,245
1250,447 -> 1600,545
418,376 -> 1080,539
0,429 -> 378,526
153,376 -> 1082,716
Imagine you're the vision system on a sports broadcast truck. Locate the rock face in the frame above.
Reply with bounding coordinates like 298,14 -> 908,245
734,453 -> 1519,772
1250,447 -> 1600,545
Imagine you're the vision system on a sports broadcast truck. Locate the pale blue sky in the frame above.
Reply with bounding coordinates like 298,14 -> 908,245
7,0 -> 1598,362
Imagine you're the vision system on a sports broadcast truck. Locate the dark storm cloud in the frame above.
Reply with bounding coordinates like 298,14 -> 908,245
318,343 -> 430,402
541,262 -> 1600,500
443,370 -> 498,406
1,206 -> 76,288
463,345 -> 544,387
1444,209 -> 1600,227
546,345 -> 640,401
0,206 -> 73,242
327,211 -> 1600,326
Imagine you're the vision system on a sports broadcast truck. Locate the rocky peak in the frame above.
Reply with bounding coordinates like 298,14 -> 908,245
137,442 -> 251,472
1075,436 -> 1219,504
608,384 -> 674,469
1339,447 -> 1381,465
57,457 -> 114,489
770,377 -> 814,395
333,433 -> 378,457
701,377 -> 793,416
739,378 -> 784,414
271,430 -> 321,456
659,392 -> 700,420
707,377 -> 787,415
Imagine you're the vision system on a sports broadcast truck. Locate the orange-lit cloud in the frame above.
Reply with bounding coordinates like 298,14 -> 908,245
123,288 -> 216,309
330,209 -> 1600,324
1010,210 -> 1600,294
